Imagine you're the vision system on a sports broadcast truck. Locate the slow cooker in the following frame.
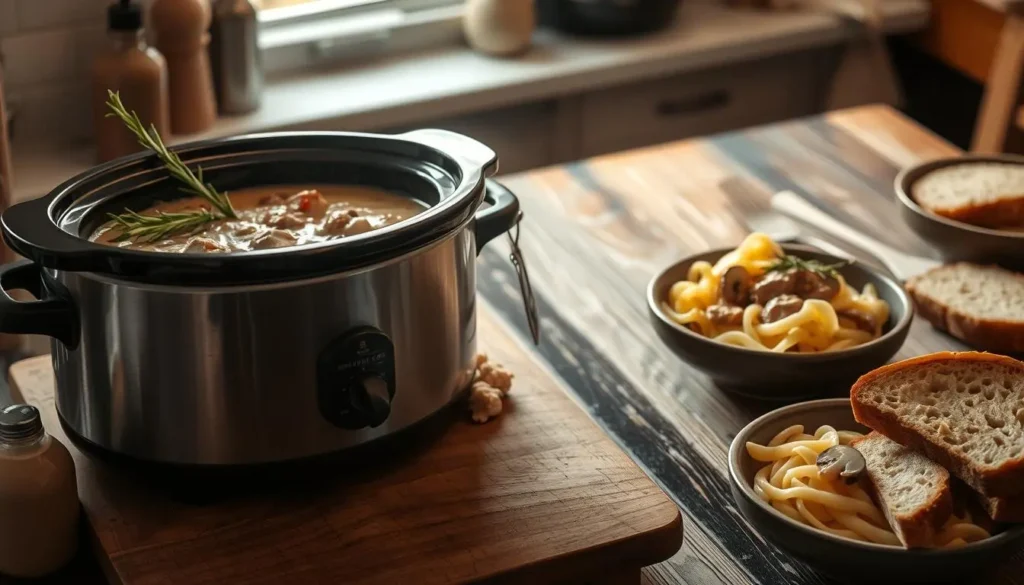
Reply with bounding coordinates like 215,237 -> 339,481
0,129 -> 535,469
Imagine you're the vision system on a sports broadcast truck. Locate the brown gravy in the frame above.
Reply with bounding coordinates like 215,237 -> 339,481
91,184 -> 426,253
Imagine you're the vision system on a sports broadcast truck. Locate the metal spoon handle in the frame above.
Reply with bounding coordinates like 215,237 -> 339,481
771,190 -> 940,281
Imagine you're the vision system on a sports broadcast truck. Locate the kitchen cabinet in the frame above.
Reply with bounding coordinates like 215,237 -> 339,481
579,51 -> 833,159
382,48 -> 838,175
382,101 -> 561,175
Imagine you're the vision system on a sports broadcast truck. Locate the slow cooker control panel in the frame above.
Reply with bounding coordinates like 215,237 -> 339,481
317,326 -> 396,430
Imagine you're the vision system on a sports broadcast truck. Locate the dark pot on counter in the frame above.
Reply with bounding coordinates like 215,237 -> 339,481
0,129 -> 533,469
536,0 -> 682,36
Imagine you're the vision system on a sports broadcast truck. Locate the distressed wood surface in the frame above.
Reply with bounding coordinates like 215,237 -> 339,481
477,105 -> 1024,585
9,105 -> 1024,585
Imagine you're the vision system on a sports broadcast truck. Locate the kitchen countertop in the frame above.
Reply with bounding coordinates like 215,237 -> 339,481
8,0 -> 928,204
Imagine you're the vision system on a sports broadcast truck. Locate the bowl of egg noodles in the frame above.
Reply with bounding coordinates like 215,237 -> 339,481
647,234 -> 913,399
729,399 -> 1024,584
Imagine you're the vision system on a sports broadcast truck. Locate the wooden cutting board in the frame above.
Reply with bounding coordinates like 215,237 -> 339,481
6,308 -> 682,585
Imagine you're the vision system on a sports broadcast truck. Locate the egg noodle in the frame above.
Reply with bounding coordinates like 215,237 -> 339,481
662,233 -> 890,353
746,425 -> 991,548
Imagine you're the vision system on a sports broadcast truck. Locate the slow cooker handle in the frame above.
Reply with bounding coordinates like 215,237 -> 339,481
475,180 -> 520,254
0,260 -> 77,347
399,129 -> 498,176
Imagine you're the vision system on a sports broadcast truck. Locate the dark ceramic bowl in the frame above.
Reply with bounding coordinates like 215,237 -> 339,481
647,244 -> 912,400
728,399 -> 1024,584
896,155 -> 1024,270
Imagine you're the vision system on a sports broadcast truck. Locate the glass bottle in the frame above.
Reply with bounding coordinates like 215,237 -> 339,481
0,404 -> 79,578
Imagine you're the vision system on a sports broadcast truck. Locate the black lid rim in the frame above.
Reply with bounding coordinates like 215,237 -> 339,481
1,130 -> 497,287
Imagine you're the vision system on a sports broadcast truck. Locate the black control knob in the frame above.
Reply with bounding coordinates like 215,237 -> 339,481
317,326 -> 397,430
349,374 -> 391,428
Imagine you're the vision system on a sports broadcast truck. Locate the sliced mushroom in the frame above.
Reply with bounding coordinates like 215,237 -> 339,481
182,237 -> 228,253
797,270 -> 840,301
837,309 -> 878,334
816,445 -> 866,485
750,270 -> 798,306
251,228 -> 299,250
761,295 -> 804,324
230,223 -> 259,237
343,217 -> 374,236
255,209 -> 307,230
706,304 -> 744,327
720,266 -> 752,306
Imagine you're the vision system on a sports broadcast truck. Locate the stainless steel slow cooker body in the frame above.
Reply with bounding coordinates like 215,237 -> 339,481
0,129 -> 524,467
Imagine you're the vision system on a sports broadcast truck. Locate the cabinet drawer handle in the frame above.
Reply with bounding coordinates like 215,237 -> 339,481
656,90 -> 731,117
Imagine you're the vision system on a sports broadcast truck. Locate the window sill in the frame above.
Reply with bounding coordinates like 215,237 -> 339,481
10,0 -> 928,203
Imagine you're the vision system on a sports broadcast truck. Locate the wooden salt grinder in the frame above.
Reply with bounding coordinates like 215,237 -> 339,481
150,0 -> 218,135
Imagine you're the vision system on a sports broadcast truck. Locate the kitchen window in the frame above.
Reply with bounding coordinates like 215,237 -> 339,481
257,0 -> 466,73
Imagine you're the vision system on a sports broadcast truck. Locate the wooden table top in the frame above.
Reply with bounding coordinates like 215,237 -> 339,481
478,104 -> 1024,585
12,105 -> 1024,585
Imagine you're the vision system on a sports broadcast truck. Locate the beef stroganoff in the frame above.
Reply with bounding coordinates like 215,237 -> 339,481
92,184 -> 426,253
662,233 -> 890,353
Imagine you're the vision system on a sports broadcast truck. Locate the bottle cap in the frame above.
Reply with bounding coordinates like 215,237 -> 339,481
108,0 -> 143,31
0,404 -> 43,442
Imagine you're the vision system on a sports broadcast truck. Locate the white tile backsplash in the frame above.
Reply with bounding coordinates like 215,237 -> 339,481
0,0 -> 140,148
10,82 -> 93,147
1,25 -> 105,86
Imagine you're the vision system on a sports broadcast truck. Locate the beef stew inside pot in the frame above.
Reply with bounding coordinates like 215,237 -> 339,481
91,184 -> 427,253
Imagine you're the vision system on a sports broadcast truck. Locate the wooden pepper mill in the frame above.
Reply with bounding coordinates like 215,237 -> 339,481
150,0 -> 217,135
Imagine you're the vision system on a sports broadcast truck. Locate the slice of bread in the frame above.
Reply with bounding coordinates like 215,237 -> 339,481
851,352 -> 1024,498
912,162 -> 1024,227
980,494 -> 1024,523
905,264 -> 1024,353
850,432 -> 953,547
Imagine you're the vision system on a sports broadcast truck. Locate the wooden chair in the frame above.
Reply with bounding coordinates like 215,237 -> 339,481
971,0 -> 1024,152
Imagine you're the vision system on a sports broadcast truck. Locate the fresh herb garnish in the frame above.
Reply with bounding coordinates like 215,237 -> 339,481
104,90 -> 237,242
766,255 -> 848,278
107,209 -> 218,243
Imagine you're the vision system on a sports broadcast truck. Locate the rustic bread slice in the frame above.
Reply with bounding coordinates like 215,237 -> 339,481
912,162 -> 1024,227
905,264 -> 1024,353
980,493 -> 1024,523
851,352 -> 1024,498
850,432 -> 953,547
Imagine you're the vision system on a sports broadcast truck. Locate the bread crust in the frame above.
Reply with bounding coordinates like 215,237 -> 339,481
905,269 -> 1024,353
923,196 -> 1024,228
851,433 -> 954,547
981,494 -> 1024,523
850,352 -> 1024,498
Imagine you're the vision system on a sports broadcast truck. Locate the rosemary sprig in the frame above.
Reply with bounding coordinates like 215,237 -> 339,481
766,254 -> 848,278
108,209 -> 218,243
103,90 -> 237,241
